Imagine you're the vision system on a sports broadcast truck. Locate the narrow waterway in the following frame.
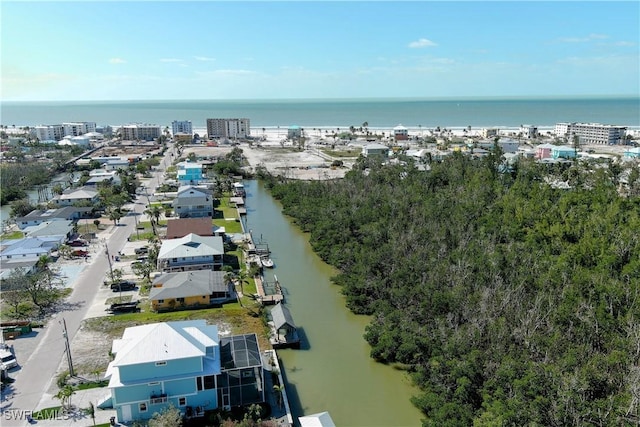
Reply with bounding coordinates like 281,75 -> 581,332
243,180 -> 423,427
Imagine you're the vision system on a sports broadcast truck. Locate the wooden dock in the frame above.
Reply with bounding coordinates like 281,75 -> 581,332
255,276 -> 284,305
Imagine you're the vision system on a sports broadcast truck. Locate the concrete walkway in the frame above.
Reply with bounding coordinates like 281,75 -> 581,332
27,388 -> 116,426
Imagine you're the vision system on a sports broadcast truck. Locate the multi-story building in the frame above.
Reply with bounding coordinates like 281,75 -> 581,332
519,125 -> 538,139
63,122 -> 96,137
206,118 -> 250,139
120,124 -> 162,141
106,320 -> 264,423
35,125 -> 65,141
171,120 -> 193,136
481,128 -> 499,139
554,122 -> 627,145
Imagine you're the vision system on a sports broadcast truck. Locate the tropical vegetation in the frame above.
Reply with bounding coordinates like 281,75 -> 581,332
264,153 -> 640,426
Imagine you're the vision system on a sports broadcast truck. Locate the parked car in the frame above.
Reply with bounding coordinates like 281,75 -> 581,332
110,281 -> 136,292
134,247 -> 149,255
0,349 -> 18,370
72,249 -> 89,257
68,240 -> 88,247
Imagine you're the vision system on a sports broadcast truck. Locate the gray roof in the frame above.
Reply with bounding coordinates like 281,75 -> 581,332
158,233 -> 224,259
150,270 -> 229,300
173,196 -> 210,206
16,206 -> 93,223
24,221 -> 73,238
270,303 -> 296,330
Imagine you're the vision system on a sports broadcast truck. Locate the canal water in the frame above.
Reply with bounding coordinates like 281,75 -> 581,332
243,180 -> 423,427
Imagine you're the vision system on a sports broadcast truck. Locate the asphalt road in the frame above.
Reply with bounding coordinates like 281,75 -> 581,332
0,145 -> 174,426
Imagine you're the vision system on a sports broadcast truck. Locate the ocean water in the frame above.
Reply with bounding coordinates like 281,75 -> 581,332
1,97 -> 638,129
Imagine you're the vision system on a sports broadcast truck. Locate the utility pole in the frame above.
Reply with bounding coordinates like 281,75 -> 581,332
104,239 -> 113,281
60,318 -> 75,377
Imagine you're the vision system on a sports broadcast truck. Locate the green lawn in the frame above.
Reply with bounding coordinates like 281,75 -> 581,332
1,230 -> 23,240
321,148 -> 362,158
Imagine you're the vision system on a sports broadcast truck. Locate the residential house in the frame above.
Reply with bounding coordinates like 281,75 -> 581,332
86,170 -> 121,186
23,221 -> 74,244
552,145 -> 577,160
0,237 -> 60,261
149,270 -> 233,312
0,259 -> 38,281
393,125 -> 409,141
14,207 -> 93,230
173,186 -> 212,219
53,187 -> 99,207
624,147 -> 640,159
299,412 -> 336,427
177,162 -> 204,185
165,218 -> 215,239
362,143 -> 390,158
535,143 -> 557,160
157,233 -> 224,272
105,320 -> 264,423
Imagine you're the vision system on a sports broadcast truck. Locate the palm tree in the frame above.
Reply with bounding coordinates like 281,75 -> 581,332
273,384 -> 285,409
55,384 -> 76,412
144,205 -> 162,235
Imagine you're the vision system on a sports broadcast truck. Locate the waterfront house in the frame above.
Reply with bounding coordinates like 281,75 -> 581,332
105,320 -> 264,423
363,143 -> 390,158
232,182 -> 246,198
536,143 -> 556,160
552,145 -> 577,160
177,161 -> 204,185
157,233 -> 224,272
86,169 -> 121,186
288,125 -> 302,139
173,186 -> 213,219
165,218 -> 216,239
393,125 -> 409,141
149,270 -> 233,312
14,207 -> 93,230
52,187 -> 99,207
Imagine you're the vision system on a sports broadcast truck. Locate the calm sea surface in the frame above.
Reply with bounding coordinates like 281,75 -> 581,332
2,97 -> 638,129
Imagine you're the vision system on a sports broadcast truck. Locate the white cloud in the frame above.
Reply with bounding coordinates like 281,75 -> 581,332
194,56 -> 216,61
557,33 -> 609,43
160,58 -> 183,63
408,38 -> 437,48
109,58 -> 126,64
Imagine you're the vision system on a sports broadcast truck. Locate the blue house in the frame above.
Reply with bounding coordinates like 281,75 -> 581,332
105,320 -> 264,423
177,161 -> 204,185
551,145 -> 577,159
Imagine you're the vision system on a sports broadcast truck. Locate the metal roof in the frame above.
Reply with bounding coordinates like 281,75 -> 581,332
270,303 -> 296,330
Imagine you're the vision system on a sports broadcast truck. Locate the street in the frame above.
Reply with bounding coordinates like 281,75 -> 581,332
0,145 -> 174,426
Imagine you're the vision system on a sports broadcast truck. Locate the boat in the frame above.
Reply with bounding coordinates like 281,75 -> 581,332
261,257 -> 274,268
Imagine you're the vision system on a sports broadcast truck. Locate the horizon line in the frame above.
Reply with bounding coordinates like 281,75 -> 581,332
2,94 -> 639,103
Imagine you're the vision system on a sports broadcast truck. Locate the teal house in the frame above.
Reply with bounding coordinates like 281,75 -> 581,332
551,145 -> 577,159
105,320 -> 264,423
177,161 -> 204,185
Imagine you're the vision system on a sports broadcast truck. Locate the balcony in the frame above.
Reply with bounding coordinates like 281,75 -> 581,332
150,393 -> 168,405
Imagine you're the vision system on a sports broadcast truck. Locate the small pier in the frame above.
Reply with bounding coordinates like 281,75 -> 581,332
254,275 -> 284,305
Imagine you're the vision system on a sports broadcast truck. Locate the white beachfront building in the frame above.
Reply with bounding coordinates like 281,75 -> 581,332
119,124 -> 162,141
172,120 -> 193,136
554,122 -> 627,145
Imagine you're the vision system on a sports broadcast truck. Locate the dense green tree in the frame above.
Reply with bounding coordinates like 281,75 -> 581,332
264,154 -> 640,426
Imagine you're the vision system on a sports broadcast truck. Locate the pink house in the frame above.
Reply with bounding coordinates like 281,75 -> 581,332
536,143 -> 556,160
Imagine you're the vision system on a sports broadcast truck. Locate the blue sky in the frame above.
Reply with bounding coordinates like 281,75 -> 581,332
2,1 -> 639,101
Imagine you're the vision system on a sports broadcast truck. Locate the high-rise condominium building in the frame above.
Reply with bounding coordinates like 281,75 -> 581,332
172,120 -> 193,136
555,122 -> 627,145
120,124 -> 161,141
35,125 -> 65,141
206,118 -> 250,139
63,122 -> 96,137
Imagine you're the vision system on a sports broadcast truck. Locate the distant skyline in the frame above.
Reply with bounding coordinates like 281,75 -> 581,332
2,1 -> 639,101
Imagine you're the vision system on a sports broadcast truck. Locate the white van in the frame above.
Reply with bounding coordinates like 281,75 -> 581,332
0,349 -> 18,370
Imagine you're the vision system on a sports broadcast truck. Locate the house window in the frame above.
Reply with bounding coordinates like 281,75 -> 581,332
178,397 -> 186,406
139,403 -> 147,412
172,258 -> 177,262
196,377 -> 203,391
177,298 -> 185,303
155,361 -> 167,366
6,256 -> 11,259
158,299 -> 164,304
203,375 -> 215,390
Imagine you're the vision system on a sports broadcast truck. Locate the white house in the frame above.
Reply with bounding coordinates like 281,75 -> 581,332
157,233 -> 224,272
